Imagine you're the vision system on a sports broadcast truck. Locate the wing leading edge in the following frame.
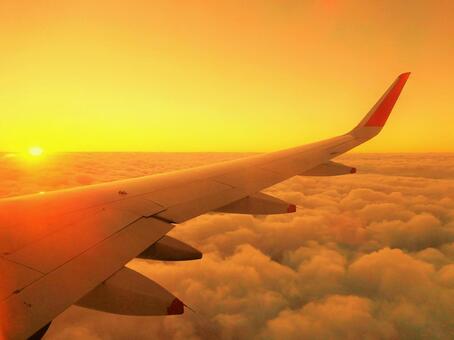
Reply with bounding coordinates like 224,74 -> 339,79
0,73 -> 410,339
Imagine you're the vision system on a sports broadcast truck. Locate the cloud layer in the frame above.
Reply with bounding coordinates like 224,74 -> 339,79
1,152 -> 453,339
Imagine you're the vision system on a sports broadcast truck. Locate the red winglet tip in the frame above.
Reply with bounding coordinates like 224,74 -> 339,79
350,167 -> 357,174
167,298 -> 185,315
287,204 -> 297,213
365,72 -> 410,127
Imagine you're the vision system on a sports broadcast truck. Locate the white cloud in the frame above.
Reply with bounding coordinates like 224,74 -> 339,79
1,152 -> 452,339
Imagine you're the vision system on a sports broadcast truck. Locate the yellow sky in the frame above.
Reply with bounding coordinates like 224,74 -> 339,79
0,0 -> 453,152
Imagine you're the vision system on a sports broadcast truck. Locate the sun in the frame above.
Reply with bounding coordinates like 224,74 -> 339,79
29,146 -> 44,157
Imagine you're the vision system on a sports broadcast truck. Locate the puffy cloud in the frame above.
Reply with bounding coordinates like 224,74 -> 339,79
1,152 -> 453,339
366,214 -> 454,251
437,264 -> 454,287
264,295 -> 396,340
338,153 -> 454,179
347,248 -> 435,300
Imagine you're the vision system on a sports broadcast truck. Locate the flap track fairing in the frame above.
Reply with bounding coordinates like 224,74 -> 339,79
214,192 -> 296,215
76,267 -> 184,316
300,161 -> 356,176
137,235 -> 202,261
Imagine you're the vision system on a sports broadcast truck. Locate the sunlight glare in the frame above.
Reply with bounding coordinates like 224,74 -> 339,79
29,146 -> 43,157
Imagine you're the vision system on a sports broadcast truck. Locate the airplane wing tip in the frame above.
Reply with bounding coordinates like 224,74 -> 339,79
352,71 -> 411,136
399,71 -> 411,78
369,71 -> 411,126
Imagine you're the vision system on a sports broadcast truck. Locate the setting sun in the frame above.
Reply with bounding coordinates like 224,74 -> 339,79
29,146 -> 43,157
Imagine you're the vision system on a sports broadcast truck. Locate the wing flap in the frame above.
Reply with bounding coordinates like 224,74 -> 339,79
0,217 -> 173,339
0,208 -> 99,256
5,208 -> 138,274
0,194 -> 162,256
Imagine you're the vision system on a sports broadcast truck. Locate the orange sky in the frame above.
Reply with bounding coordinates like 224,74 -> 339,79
0,0 -> 452,152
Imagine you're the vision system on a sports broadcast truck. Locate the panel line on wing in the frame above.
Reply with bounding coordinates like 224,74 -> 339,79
6,211 -> 143,276
0,217 -> 174,339
0,211 -> 143,301
0,257 -> 45,276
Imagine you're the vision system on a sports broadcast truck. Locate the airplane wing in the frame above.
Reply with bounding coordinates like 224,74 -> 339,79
0,73 -> 410,339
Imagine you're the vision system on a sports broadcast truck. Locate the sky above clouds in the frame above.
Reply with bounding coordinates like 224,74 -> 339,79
0,0 -> 453,152
1,152 -> 453,339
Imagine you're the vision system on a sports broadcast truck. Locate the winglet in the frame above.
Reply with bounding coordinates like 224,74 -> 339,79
351,72 -> 410,140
